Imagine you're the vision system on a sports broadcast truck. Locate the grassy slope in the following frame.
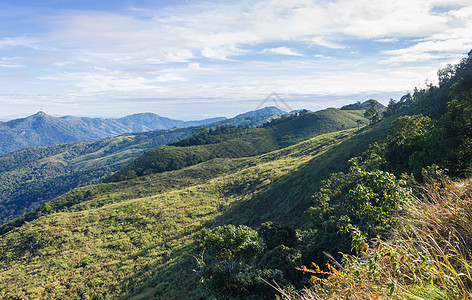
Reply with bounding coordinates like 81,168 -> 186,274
108,109 -> 368,182
0,115 -> 387,299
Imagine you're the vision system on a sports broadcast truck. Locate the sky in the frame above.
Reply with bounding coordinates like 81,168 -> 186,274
1,0 -> 472,120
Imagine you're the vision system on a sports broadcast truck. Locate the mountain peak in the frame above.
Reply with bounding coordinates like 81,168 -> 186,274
234,106 -> 287,118
34,111 -> 49,117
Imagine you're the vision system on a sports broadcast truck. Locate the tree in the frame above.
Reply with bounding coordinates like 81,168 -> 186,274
364,102 -> 380,125
194,225 -> 282,299
356,119 -> 362,130
305,158 -> 411,255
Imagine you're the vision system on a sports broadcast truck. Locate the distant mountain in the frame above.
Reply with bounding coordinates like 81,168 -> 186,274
219,106 -> 286,126
233,106 -> 285,118
0,106 -> 287,225
0,112 -> 226,156
340,99 -> 386,111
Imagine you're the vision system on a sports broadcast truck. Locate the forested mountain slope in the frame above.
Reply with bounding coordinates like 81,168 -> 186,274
107,108 -> 367,182
0,111 -> 226,156
0,127 -> 193,225
0,107 -> 287,225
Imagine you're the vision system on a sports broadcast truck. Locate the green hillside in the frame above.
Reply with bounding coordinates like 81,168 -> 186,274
0,107 -> 286,225
0,124 -> 382,299
0,127 -> 194,225
0,107 -> 372,299
107,108 -> 368,182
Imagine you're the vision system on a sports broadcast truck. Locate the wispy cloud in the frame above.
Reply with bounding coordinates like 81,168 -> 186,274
263,46 -> 304,56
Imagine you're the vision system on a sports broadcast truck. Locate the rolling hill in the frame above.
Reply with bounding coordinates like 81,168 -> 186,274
0,107 -> 288,225
0,50 -> 470,300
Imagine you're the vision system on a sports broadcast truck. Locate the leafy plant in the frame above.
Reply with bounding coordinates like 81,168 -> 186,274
193,224 -> 282,299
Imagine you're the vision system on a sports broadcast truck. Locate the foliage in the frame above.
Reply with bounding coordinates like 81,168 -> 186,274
195,224 -> 264,261
305,158 -> 410,264
194,224 -> 307,299
383,115 -> 435,177
341,159 -> 410,237
364,69 -> 472,178
277,178 -> 472,300
258,221 -> 298,251
340,99 -> 386,112
193,225 -> 279,299
169,125 -> 248,147
362,99 -> 384,125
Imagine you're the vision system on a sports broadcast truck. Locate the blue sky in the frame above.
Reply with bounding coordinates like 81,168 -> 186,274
1,0 -> 471,120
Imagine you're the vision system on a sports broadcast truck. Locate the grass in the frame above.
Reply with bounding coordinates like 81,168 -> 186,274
276,177 -> 472,299
0,127 -> 194,225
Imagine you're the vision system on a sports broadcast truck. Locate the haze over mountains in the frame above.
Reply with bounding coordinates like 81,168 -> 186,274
0,108 -> 287,156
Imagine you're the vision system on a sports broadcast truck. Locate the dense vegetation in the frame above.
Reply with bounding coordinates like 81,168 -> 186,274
250,50 -> 472,298
0,128 -> 194,225
340,99 -> 385,112
0,51 -> 470,299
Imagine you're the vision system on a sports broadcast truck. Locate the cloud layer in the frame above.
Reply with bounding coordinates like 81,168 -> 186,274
0,0 -> 471,119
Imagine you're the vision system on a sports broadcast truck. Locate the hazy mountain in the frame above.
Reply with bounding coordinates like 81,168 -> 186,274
340,99 -> 386,111
0,112 -> 226,156
218,106 -> 286,126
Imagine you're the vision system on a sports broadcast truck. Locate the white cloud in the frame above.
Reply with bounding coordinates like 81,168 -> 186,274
382,28 -> 472,63
22,0 -> 472,66
0,57 -> 23,68
156,73 -> 186,82
311,37 -> 345,49
263,46 -> 304,56
0,63 -> 24,68
376,38 -> 399,43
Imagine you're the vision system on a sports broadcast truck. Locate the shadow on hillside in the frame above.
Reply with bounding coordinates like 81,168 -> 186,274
206,121 -> 392,229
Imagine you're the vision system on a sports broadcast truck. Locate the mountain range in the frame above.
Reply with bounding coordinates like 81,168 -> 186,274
0,111 -> 231,156
0,104 -> 380,299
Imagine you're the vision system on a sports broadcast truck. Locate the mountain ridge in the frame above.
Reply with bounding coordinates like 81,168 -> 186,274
0,111 -> 227,156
